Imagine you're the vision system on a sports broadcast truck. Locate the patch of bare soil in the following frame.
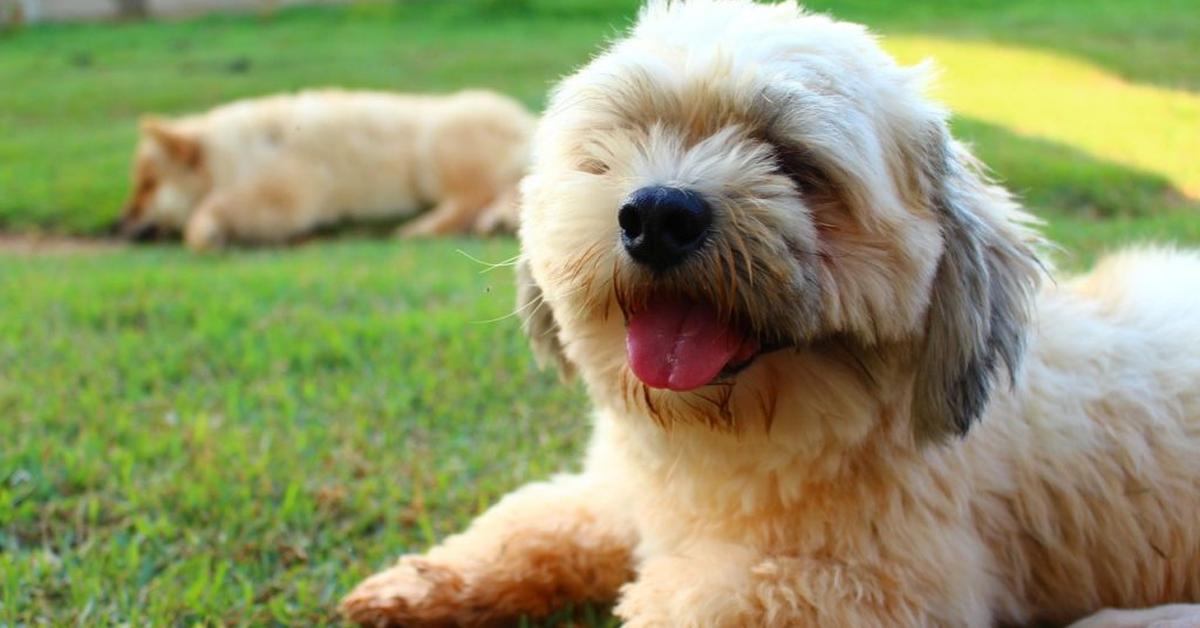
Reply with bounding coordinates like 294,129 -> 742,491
0,233 -> 125,255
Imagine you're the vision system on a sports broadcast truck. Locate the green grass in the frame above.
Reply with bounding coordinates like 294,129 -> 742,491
1,0 -> 1198,625
1,238 -> 595,624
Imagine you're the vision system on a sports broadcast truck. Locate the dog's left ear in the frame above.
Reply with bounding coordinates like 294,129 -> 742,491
516,256 -> 574,380
141,116 -> 203,169
911,129 -> 1042,441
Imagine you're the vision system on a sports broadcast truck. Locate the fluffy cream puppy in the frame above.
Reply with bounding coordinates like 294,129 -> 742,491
119,89 -> 533,249
343,1 -> 1200,625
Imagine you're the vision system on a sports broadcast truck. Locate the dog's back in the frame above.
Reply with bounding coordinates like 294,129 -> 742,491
191,90 -> 456,220
969,248 -> 1200,625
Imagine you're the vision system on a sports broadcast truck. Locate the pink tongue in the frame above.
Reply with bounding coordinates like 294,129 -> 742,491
626,297 -> 754,391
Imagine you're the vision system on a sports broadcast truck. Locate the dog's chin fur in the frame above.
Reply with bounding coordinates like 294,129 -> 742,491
343,1 -> 1200,626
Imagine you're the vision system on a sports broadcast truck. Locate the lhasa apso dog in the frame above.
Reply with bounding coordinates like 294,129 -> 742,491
343,1 -> 1200,625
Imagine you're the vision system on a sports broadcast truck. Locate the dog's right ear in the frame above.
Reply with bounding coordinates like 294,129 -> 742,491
516,256 -> 574,380
910,132 -> 1041,442
140,116 -> 203,168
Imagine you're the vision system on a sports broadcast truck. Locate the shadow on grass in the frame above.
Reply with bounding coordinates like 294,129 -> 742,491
954,116 -> 1197,219
946,117 -> 1200,269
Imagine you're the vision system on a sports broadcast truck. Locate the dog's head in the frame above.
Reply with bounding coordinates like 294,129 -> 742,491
118,116 -> 210,241
518,0 -> 1042,442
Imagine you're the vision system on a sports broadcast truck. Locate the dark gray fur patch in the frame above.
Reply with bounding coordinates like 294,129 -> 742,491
912,135 -> 1040,441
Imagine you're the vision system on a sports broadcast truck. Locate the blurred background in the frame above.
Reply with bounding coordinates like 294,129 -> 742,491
1,0 -> 1197,624
7,0 -> 342,22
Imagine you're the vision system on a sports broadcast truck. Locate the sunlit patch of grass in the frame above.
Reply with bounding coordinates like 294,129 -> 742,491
888,36 -> 1200,200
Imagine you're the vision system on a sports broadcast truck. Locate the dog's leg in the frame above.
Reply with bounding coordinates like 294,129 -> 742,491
188,171 -> 325,249
397,198 -> 484,238
341,473 -> 636,626
183,203 -> 226,252
616,547 -> 990,627
471,188 -> 519,235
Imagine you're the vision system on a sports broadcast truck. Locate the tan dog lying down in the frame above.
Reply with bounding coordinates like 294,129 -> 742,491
119,89 -> 534,249
342,1 -> 1200,626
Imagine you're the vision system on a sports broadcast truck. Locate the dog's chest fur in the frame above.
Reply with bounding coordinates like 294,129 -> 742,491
591,279 -> 1200,624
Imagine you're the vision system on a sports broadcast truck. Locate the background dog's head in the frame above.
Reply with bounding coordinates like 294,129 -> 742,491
518,0 -> 1043,443
118,116 -> 210,241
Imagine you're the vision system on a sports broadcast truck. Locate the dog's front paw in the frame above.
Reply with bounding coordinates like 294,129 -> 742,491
614,578 -> 674,628
184,212 -> 225,252
340,556 -> 467,627
616,573 -> 742,628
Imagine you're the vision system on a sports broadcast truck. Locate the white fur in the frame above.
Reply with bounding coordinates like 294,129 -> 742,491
343,3 -> 1200,626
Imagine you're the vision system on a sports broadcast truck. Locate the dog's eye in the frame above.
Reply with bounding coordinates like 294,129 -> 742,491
774,147 -> 827,194
576,158 -> 610,176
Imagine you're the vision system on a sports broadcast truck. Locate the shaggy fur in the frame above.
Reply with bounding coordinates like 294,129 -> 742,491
119,89 -> 533,249
343,2 -> 1200,625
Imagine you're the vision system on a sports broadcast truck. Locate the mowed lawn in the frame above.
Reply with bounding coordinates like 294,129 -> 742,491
1,0 -> 1198,625
1,239 -> 594,625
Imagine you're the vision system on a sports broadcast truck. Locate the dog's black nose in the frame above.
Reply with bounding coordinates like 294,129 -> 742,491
618,186 -> 712,271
